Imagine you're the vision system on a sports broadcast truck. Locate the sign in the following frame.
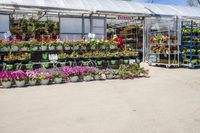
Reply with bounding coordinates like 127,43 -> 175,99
117,15 -> 134,20
149,54 -> 157,63
88,33 -> 95,39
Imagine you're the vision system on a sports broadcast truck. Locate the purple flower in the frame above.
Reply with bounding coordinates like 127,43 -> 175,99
12,70 -> 27,81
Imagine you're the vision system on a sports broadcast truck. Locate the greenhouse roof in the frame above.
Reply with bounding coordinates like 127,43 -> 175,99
0,0 -> 200,17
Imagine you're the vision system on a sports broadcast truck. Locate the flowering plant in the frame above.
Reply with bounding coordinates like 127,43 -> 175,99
12,70 -> 27,81
37,70 -> 52,80
26,70 -> 39,81
0,71 -> 14,82
50,69 -> 64,79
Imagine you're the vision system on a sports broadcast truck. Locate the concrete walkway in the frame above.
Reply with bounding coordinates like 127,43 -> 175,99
0,64 -> 200,133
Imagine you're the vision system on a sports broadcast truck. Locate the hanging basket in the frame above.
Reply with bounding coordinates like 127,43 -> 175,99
54,78 -> 62,84
69,76 -> 79,82
2,81 -> 12,88
29,80 -> 37,86
15,80 -> 26,87
40,79 -> 49,85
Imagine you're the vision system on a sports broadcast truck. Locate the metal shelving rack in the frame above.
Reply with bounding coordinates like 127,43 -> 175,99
147,20 -> 180,68
180,20 -> 200,68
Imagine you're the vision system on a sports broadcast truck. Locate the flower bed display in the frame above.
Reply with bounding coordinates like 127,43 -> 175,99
0,64 -> 148,88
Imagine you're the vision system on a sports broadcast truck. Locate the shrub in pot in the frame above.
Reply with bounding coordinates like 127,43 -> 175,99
0,71 -> 14,88
13,70 -> 27,87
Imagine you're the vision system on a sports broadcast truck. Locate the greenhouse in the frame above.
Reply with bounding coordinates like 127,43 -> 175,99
0,0 -> 200,87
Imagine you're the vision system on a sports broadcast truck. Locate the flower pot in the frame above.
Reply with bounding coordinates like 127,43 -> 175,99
49,46 -> 55,51
97,61 -> 103,66
69,76 -> 79,82
15,80 -> 26,87
1,47 -> 9,52
29,80 -> 37,86
106,74 -> 113,79
56,46 -> 63,51
94,75 -> 101,80
111,60 -> 117,65
64,46 -> 71,50
20,47 -> 29,51
2,81 -> 12,88
124,60 -> 129,64
11,46 -> 19,51
73,46 -> 79,50
31,47 -> 38,51
54,78 -> 62,84
83,75 -> 92,81
40,46 -> 47,51
40,79 -> 49,85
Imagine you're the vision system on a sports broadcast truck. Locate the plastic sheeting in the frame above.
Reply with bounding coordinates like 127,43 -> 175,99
0,0 -> 200,17
143,3 -> 200,18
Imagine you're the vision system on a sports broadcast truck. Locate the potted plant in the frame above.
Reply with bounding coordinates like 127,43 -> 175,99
11,42 -> 19,51
82,67 -> 95,82
56,42 -> 63,51
26,70 -> 39,86
48,42 -> 56,51
63,42 -> 71,50
94,69 -> 101,80
52,69 -> 64,84
104,69 -> 115,79
39,41 -> 48,51
13,70 -> 27,87
72,42 -> 80,51
0,42 -> 10,52
67,67 -> 80,82
4,53 -> 17,64
30,41 -> 39,51
0,71 -> 14,88
58,52 -> 67,62
38,70 -> 52,85
19,41 -> 30,51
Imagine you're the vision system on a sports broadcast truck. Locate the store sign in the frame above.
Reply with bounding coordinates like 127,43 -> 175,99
117,15 -> 134,20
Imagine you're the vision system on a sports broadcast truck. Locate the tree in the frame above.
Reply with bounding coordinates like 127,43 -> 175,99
187,0 -> 200,7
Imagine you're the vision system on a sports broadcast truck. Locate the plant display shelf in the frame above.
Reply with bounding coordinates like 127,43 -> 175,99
180,20 -> 200,68
148,34 -> 179,68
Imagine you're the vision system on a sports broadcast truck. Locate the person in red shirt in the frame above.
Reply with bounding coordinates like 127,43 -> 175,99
113,34 -> 124,50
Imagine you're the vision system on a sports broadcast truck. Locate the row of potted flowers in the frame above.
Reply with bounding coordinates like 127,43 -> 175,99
0,40 -> 118,52
0,64 -> 148,88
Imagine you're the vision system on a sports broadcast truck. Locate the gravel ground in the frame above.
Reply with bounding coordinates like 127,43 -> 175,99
0,63 -> 200,133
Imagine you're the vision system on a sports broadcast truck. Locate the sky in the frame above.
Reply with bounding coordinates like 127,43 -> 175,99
135,0 -> 188,6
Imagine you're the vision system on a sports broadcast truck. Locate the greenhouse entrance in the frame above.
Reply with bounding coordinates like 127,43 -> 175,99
106,15 -> 144,61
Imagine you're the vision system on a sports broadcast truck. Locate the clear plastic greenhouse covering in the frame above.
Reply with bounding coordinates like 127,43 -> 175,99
0,0 -> 200,18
